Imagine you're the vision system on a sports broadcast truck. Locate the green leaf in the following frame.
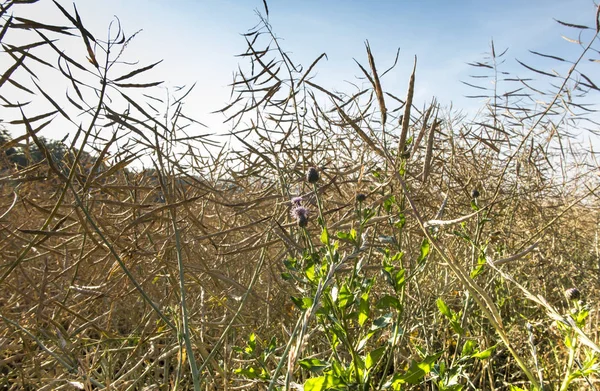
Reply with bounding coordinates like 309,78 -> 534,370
336,231 -> 350,240
436,298 -> 452,318
336,230 -> 356,244
390,251 -> 404,263
357,331 -> 375,352
244,333 -> 256,354
337,284 -> 353,309
418,238 -> 430,261
394,213 -> 406,229
299,358 -> 330,372
461,340 -> 476,356
304,376 -> 326,391
350,228 -> 357,241
305,263 -> 316,282
320,227 -> 329,245
366,347 -> 386,369
358,293 -> 370,326
372,313 -> 393,331
281,272 -> 293,280
472,345 -> 496,360
376,295 -> 402,311
357,314 -> 395,351
383,265 -> 405,292
565,334 -> 573,349
575,308 -> 590,326
324,373 -> 343,387
234,366 -> 260,379
331,360 -> 344,378
470,252 -> 487,278
450,320 -> 465,335
383,196 -> 396,213
382,265 -> 395,287
329,319 -> 348,342
266,336 -> 277,355
391,351 -> 443,387
304,374 -> 342,391
291,296 -> 313,311
284,257 -> 298,271
394,269 -> 406,291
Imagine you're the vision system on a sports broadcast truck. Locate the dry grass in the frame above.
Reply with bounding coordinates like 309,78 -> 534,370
1,1 -> 600,390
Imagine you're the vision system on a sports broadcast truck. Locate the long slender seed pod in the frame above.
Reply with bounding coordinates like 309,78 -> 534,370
365,41 -> 387,126
412,98 -> 435,156
422,114 -> 438,183
397,56 -> 417,164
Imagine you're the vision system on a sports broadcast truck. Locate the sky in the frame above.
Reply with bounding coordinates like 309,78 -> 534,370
2,0 -> 599,147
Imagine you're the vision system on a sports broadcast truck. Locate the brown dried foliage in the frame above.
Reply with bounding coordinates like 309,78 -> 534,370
1,1 -> 600,389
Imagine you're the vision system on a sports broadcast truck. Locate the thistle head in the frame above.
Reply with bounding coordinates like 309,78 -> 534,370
356,193 -> 367,203
291,206 -> 309,228
471,188 -> 480,199
565,287 -> 581,301
306,167 -> 319,184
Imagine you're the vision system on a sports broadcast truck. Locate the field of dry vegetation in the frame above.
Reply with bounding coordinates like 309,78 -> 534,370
1,1 -> 600,390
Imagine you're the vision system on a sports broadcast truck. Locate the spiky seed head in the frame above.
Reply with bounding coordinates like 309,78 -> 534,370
471,188 -> 480,199
291,206 -> 309,228
306,167 -> 319,184
565,287 -> 581,301
356,193 -> 367,203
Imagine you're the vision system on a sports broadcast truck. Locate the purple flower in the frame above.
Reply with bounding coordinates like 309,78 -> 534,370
291,196 -> 303,206
291,206 -> 309,227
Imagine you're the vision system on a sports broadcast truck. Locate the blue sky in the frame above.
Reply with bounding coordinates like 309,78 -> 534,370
6,0 -> 600,142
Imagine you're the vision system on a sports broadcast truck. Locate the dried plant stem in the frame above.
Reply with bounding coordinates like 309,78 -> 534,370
70,187 -> 175,329
198,233 -> 272,385
391,170 -> 541,389
0,53 -> 110,286
154,132 -> 201,389
0,313 -> 104,388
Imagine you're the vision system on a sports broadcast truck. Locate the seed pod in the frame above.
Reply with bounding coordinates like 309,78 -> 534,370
422,118 -> 437,183
471,188 -> 480,199
356,193 -> 367,203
